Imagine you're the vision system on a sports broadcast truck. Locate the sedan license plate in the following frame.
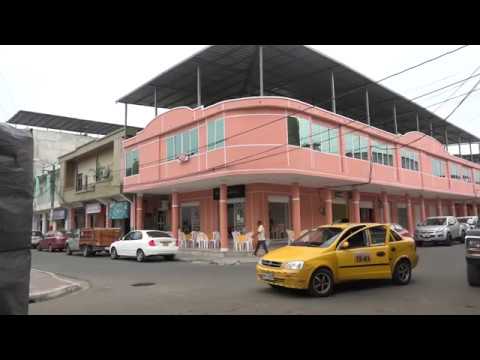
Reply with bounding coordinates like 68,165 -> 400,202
262,273 -> 274,281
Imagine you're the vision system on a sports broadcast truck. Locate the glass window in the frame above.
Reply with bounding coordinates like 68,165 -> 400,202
125,149 -> 139,177
372,141 -> 393,166
166,127 -> 199,161
291,227 -> 343,248
390,230 -> 402,242
147,231 -> 172,238
400,149 -> 419,171
432,158 -> 446,177
344,229 -> 368,249
369,226 -> 387,245
312,123 -> 339,154
207,118 -> 225,151
299,118 -> 310,148
190,128 -> 199,154
475,170 -> 480,185
166,137 -> 175,161
288,116 -> 300,146
345,133 -> 369,160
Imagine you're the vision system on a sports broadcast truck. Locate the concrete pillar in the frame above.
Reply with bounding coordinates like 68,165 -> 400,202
68,208 -> 76,231
406,195 -> 414,235
381,192 -> 390,223
420,196 -> 427,222
219,184 -> 229,251
136,194 -> 144,230
462,202 -> 468,217
450,201 -> 456,217
171,192 -> 179,242
291,183 -> 301,237
106,202 -> 112,228
351,189 -> 361,223
324,189 -> 333,225
436,199 -> 443,217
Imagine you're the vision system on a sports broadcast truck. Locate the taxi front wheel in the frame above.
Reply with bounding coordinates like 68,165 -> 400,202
393,260 -> 411,285
308,268 -> 334,297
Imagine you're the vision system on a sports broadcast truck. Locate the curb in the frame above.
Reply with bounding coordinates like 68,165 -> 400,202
177,257 -> 258,266
29,270 -> 88,303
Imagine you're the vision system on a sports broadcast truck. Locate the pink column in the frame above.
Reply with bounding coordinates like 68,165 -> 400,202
291,183 -> 301,237
406,194 -> 414,235
381,192 -> 390,223
462,202 -> 468,217
324,189 -> 333,225
436,199 -> 443,216
419,196 -> 426,222
473,202 -> 478,217
450,201 -> 456,217
219,184 -> 229,251
171,192 -> 179,242
351,189 -> 360,223
136,194 -> 144,230
106,203 -> 112,228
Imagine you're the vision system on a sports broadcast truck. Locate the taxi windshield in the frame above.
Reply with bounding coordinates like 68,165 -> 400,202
292,227 -> 343,248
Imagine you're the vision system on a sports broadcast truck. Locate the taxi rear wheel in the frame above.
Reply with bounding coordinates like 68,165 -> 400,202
308,268 -> 334,297
393,260 -> 411,285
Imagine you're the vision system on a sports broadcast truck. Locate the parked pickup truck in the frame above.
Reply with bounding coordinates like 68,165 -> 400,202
465,229 -> 480,286
65,228 -> 121,257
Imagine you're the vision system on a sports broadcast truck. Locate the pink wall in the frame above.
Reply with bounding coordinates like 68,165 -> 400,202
123,97 -> 480,201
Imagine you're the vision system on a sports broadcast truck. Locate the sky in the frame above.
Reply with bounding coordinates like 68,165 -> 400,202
1,45 -> 479,154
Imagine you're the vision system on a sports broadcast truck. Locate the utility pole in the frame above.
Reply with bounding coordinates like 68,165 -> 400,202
45,164 -> 56,231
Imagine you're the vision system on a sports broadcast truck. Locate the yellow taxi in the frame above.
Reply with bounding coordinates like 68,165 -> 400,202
256,223 -> 418,297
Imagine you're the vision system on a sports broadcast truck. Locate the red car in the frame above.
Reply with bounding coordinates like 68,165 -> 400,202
391,224 -> 411,238
37,230 -> 68,252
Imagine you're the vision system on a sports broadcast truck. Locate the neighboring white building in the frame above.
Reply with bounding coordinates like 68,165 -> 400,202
7,111 -> 137,234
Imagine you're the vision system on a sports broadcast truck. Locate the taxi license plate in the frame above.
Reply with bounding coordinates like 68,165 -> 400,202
261,273 -> 274,281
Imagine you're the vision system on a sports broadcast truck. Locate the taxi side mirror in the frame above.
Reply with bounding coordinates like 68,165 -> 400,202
340,241 -> 349,249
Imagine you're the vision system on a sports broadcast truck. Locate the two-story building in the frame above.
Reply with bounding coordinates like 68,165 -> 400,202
7,111 -> 102,232
117,45 -> 480,251
59,127 -> 140,236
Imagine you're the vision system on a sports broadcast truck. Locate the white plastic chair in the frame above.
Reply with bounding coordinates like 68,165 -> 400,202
232,231 -> 240,251
178,230 -> 187,248
191,231 -> 199,248
198,232 -> 209,249
286,229 -> 295,245
244,232 -> 254,252
210,231 -> 220,249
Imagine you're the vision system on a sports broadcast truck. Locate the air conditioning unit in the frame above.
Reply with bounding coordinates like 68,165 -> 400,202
159,200 -> 169,211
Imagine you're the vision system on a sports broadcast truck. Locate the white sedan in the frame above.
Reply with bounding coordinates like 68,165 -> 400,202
109,230 -> 178,262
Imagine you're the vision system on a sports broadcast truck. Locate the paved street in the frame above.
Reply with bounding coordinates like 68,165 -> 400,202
29,243 -> 480,314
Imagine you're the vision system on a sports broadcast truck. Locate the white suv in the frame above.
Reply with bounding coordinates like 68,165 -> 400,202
109,230 -> 178,262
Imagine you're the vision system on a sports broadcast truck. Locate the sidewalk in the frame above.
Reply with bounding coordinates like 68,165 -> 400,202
177,249 -> 260,265
29,269 -> 87,303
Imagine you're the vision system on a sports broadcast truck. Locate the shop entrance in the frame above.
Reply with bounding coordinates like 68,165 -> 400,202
157,210 -> 170,231
333,203 -> 348,223
181,204 -> 200,233
268,196 -> 290,242
398,207 -> 408,229
227,201 -> 245,235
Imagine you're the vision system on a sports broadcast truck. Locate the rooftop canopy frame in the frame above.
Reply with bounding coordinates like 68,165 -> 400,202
117,45 -> 480,146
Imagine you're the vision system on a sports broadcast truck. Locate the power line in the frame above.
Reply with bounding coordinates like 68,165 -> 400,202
125,45 -> 471,169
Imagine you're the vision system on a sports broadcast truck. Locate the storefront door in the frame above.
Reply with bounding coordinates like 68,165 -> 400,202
181,204 -> 200,233
227,201 -> 245,234
333,203 -> 348,223
268,196 -> 290,241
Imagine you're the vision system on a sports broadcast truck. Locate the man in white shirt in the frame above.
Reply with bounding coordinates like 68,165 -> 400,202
253,220 -> 269,256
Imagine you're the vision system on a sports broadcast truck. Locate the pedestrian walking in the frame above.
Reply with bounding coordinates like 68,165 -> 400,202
253,220 -> 268,256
